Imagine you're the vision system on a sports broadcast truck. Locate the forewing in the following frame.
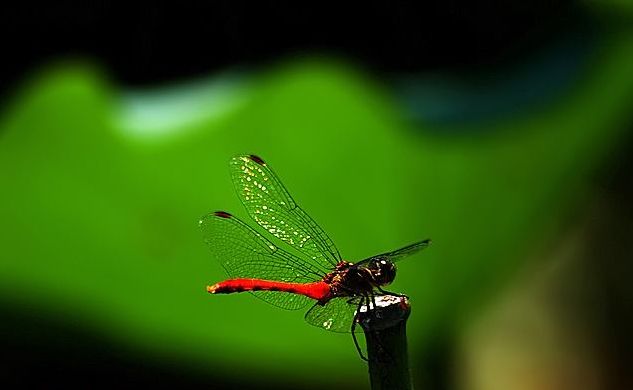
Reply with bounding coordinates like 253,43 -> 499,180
304,297 -> 363,333
229,155 -> 341,268
200,211 -> 326,310
365,239 -> 431,263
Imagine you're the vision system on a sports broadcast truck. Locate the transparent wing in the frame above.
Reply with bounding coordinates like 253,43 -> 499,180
229,155 -> 341,269
200,211 -> 329,310
250,291 -> 311,311
304,296 -> 363,333
360,239 -> 431,264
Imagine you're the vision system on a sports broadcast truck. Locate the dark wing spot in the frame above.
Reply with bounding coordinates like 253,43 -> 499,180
214,211 -> 233,219
248,155 -> 266,165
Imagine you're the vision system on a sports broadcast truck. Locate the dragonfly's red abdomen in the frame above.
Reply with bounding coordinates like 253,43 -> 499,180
207,279 -> 331,301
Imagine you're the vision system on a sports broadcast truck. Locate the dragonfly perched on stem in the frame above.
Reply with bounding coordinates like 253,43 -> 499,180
201,155 -> 430,359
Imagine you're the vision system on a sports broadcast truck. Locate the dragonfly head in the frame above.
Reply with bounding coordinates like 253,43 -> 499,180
366,257 -> 397,287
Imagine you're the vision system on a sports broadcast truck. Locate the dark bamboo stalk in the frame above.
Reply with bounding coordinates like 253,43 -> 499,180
358,295 -> 412,390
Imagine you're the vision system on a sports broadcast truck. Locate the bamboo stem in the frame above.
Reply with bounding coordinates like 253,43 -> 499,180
358,295 -> 412,390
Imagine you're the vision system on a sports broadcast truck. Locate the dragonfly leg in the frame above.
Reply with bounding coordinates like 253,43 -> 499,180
351,296 -> 368,361
377,286 -> 409,298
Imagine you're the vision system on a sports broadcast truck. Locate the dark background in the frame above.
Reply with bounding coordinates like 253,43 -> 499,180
2,2 -> 582,94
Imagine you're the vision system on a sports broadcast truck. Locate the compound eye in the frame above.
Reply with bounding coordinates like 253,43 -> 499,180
372,258 -> 396,286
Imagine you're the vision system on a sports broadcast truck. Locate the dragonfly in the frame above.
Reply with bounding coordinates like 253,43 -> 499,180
201,155 -> 430,359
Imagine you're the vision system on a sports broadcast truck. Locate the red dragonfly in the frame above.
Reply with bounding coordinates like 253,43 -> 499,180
201,155 -> 429,358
